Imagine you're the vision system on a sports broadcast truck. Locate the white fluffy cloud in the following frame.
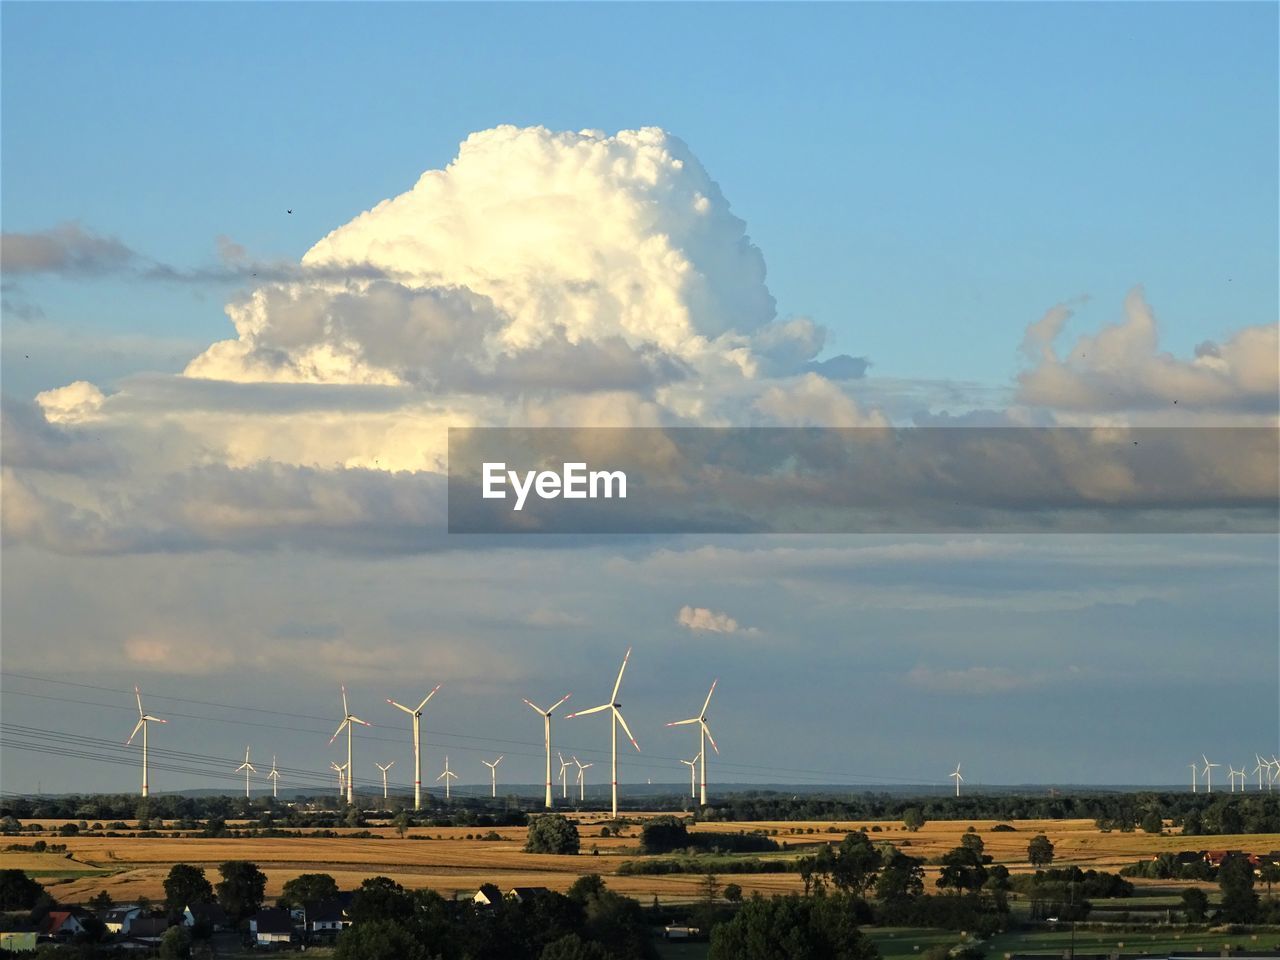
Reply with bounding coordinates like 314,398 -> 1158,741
676,604 -> 756,635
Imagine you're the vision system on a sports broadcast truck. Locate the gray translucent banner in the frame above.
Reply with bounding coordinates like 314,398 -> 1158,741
447,427 -> 1279,534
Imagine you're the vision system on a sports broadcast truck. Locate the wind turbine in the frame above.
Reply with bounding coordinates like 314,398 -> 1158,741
387,684 -> 440,812
268,757 -> 281,799
574,757 -> 593,802
557,752 -> 572,800
1189,762 -> 1198,793
1270,757 -> 1280,790
436,756 -> 457,801
329,685 -> 370,805
1201,755 -> 1220,794
375,761 -> 395,801
1253,756 -> 1267,791
666,679 -> 718,806
1228,765 -> 1244,792
679,753 -> 701,799
482,756 -> 504,798
950,763 -> 964,797
330,762 -> 347,798
235,746 -> 256,799
523,693 -> 571,808
126,686 -> 167,798
566,647 -> 641,817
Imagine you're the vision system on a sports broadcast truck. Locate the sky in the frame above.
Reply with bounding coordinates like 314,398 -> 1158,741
1,2 -> 1277,797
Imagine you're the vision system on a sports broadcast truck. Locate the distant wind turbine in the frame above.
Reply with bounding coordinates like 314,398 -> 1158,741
436,756 -> 457,800
1228,765 -> 1245,792
1189,762 -> 1198,793
523,693 -> 571,809
330,761 -> 348,798
667,679 -> 719,806
679,753 -> 701,799
1253,756 -> 1267,791
268,756 -> 281,799
1201,755 -> 1220,794
235,746 -> 256,799
950,763 -> 964,797
557,752 -> 572,800
574,757 -> 593,801
329,685 -> 371,805
126,685 -> 167,798
387,684 -> 440,811
482,756 -> 504,798
375,761 -> 395,801
566,647 -> 640,817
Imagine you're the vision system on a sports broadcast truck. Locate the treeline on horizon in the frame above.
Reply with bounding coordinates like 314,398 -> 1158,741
2,790 -> 1279,835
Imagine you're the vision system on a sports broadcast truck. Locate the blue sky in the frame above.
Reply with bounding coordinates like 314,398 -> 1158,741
3,2 -> 1275,396
1,2 -> 1276,795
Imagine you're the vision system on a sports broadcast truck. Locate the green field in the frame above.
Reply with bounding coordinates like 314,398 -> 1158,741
867,927 -> 1280,960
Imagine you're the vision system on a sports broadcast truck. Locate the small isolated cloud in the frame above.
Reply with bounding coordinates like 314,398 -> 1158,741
1,222 -> 136,275
1017,287 -> 1279,417
676,605 -> 757,635
906,664 -> 1044,695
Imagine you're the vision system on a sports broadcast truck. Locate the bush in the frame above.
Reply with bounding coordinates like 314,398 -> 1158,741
525,814 -> 580,855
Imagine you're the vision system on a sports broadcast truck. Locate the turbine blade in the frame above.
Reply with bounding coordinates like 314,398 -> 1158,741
523,699 -> 546,715
611,647 -> 632,702
567,703 -> 611,718
701,678 -> 718,715
342,685 -> 349,715
329,718 -> 349,744
495,755 -> 504,764
142,715 -> 166,723
548,694 -> 571,713
387,699 -> 414,715
667,717 -> 699,727
134,685 -> 144,717
127,718 -> 144,744
349,716 -> 371,726
702,720 -> 719,755
614,707 -> 640,752
417,685 -> 440,712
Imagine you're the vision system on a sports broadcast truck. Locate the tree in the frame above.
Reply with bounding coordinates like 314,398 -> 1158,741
335,919 -> 427,960
875,850 -> 925,903
903,808 -> 926,832
1027,834 -> 1055,868
159,925 -> 192,959
1140,810 -> 1163,834
393,809 -> 412,839
724,883 -> 744,903
348,877 -> 413,926
1218,855 -> 1259,923
164,864 -> 213,916
937,844 -> 987,894
280,873 -> 339,908
567,874 -> 607,903
0,869 -> 44,910
540,934 -> 611,960
525,814 -> 580,855
830,831 -> 884,896
89,890 -> 114,915
1181,887 -> 1209,922
700,871 -> 722,904
1259,862 -> 1280,896
215,861 -> 266,924
710,893 -> 878,960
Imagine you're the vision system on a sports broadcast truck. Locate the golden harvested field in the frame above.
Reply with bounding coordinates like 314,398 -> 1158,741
7,817 -> 1277,906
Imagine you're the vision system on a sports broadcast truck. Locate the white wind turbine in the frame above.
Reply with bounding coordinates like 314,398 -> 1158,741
330,761 -> 347,798
1270,757 -> 1280,790
1189,762 -> 1199,793
235,746 -> 256,799
1201,755 -> 1220,794
329,685 -> 371,805
1228,765 -> 1245,792
666,679 -> 719,806
268,757 -> 281,799
375,761 -> 395,801
126,685 -> 167,798
482,756 -> 504,798
1252,756 -> 1266,791
679,753 -> 701,799
436,756 -> 457,800
523,693 -> 571,808
557,752 -> 572,800
566,647 -> 641,817
387,685 -> 440,811
574,757 -> 593,801
950,763 -> 964,797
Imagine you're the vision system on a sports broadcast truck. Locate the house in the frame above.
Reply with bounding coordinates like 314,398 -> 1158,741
182,902 -> 227,931
249,908 -> 294,946
302,898 -> 348,937
38,910 -> 85,940
103,905 -> 142,935
507,886 -> 550,903
125,917 -> 171,944
472,883 -> 503,907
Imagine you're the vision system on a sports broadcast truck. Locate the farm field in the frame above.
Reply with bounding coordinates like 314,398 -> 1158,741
6,817 -> 1278,907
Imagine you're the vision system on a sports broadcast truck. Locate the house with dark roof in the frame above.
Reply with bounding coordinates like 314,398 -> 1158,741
507,886 -> 551,903
125,917 -> 171,944
249,908 -> 294,946
302,898 -> 348,938
473,883 -> 503,907
103,906 -> 142,935
38,911 -> 85,940
183,902 -> 227,931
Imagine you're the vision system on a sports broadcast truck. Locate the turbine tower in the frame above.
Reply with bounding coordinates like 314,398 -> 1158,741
329,685 -> 370,805
523,694 -> 571,808
235,746 -> 256,799
482,756 -> 504,798
574,757 -> 593,801
268,757 -> 281,799
436,756 -> 457,800
126,685 -> 167,798
375,761 -> 395,801
1201,755 -> 1220,794
950,763 -> 964,797
1189,762 -> 1198,793
679,753 -> 701,799
1228,765 -> 1244,792
387,684 -> 440,812
1253,755 -> 1267,791
666,679 -> 719,806
566,647 -> 641,818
